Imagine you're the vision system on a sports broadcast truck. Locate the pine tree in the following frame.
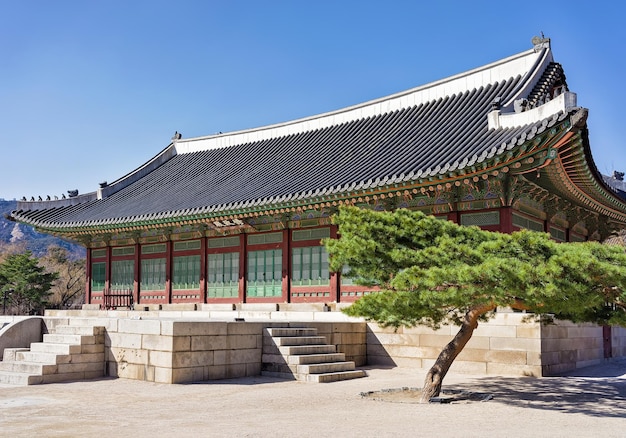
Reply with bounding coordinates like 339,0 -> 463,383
0,251 -> 58,315
326,206 -> 626,402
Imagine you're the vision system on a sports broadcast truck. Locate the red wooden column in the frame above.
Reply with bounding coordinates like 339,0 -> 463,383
105,245 -> 112,296
85,248 -> 92,304
165,240 -> 173,304
238,234 -> 246,303
200,236 -> 207,303
499,206 -> 513,234
329,224 -> 339,303
133,242 -> 140,305
281,229 -> 290,303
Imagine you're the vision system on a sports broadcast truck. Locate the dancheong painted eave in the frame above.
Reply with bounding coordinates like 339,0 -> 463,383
8,37 -> 626,236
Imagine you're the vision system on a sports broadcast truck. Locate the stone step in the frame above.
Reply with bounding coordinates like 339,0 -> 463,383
2,348 -> 30,362
0,361 -> 57,375
287,353 -> 346,365
29,342 -> 82,355
0,371 -> 43,385
16,351 -> 73,364
297,361 -> 356,375
54,325 -> 105,336
43,333 -> 96,345
304,370 -> 367,383
278,344 -> 336,355
273,336 -> 328,346
38,370 -> 104,384
265,327 -> 318,337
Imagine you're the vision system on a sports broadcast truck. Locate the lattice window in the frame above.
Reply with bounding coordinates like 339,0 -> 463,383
141,258 -> 166,291
208,252 -> 239,298
91,262 -> 106,291
460,212 -> 500,227
247,232 -> 283,246
292,227 -> 331,241
174,240 -> 201,251
142,243 -> 166,254
112,246 -> 135,257
550,227 -> 566,242
111,259 -> 134,291
292,246 -> 329,286
512,213 -> 544,232
208,236 -> 240,249
91,249 -> 106,259
172,255 -> 201,290
246,249 -> 282,297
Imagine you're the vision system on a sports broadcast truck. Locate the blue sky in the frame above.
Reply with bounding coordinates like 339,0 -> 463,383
1,0 -> 624,200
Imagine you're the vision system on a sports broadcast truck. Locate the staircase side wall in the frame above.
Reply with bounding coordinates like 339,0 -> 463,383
0,317 -> 44,360
103,319 -> 367,383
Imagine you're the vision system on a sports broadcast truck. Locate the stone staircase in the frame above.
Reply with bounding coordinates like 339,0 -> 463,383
262,327 -> 366,383
0,325 -> 105,385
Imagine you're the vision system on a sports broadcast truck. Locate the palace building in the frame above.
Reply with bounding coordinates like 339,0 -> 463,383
9,37 -> 626,310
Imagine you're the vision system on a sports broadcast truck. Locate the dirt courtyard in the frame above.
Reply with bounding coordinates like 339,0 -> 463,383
1,360 -> 625,438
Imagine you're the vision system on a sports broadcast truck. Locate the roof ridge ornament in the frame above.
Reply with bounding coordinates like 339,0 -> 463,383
532,34 -> 550,52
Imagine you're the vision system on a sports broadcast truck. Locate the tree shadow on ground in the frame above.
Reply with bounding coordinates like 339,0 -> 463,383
445,360 -> 626,419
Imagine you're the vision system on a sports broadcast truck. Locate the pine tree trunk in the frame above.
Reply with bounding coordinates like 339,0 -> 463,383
419,303 -> 496,403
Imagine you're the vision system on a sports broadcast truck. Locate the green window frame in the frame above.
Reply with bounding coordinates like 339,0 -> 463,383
172,255 -> 201,290
207,252 -> 239,298
141,258 -> 166,291
246,249 -> 282,297
292,246 -> 329,286
91,262 -> 106,291
111,259 -> 134,291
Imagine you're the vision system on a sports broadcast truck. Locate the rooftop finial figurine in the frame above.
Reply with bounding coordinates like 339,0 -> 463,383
172,131 -> 182,141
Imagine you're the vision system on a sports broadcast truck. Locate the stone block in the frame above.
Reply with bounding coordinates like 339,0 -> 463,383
105,332 -> 142,349
171,367 -> 205,383
516,325 -> 541,339
118,318 -> 162,335
473,324 -> 516,338
80,344 -> 105,354
449,360 -> 487,375
527,351 -> 547,366
366,355 -> 398,367
388,356 -> 422,369
456,348 -> 488,362
367,323 -> 403,334
576,348 -> 603,362
402,325 -> 448,335
164,321 -> 228,336
490,336 -> 541,352
109,347 -> 148,365
567,326 -> 602,339
213,348 -> 261,365
464,336 -> 490,350
154,367 -> 173,383
227,322 -> 265,335
192,335 -> 228,351
115,362 -> 146,380
208,365 -> 228,380
149,350 -> 173,368
142,334 -> 175,351
540,325 -> 568,339
485,349 -> 528,365
246,362 -> 261,376
419,334 -> 453,348
486,362 -> 541,377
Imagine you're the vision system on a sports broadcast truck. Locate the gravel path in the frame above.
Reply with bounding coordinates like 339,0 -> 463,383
1,360 -> 625,437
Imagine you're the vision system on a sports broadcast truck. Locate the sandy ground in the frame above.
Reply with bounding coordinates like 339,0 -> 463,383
1,360 -> 625,438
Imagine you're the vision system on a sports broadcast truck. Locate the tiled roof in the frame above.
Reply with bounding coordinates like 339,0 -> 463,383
13,41 -> 611,232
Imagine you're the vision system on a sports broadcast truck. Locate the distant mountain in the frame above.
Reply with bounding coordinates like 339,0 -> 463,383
0,199 -> 85,259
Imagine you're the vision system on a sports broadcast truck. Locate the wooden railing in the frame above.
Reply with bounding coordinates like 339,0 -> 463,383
103,289 -> 134,310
